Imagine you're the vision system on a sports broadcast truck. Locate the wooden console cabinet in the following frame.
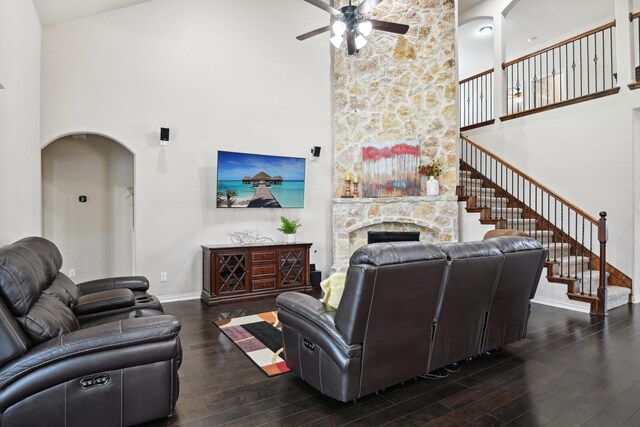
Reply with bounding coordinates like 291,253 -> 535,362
201,242 -> 312,305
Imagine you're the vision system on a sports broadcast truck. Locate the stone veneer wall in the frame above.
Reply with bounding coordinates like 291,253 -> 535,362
332,0 -> 459,270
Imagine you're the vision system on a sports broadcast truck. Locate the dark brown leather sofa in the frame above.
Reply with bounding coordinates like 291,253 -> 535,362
0,237 -> 182,426
276,236 -> 546,402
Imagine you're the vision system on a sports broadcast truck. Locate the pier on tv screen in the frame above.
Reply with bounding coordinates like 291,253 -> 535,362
216,150 -> 306,208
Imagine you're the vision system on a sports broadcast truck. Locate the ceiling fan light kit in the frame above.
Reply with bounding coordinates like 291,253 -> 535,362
297,0 -> 409,56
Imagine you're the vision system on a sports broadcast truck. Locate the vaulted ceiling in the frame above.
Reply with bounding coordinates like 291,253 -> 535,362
33,0 -> 152,27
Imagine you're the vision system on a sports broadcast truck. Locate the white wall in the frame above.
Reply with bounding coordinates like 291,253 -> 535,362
41,0 -> 332,298
463,0 -> 638,299
458,18 -> 494,80
468,93 -> 636,280
42,135 -> 134,283
0,0 -> 42,244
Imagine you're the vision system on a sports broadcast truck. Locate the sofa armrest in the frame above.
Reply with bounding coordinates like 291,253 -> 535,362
276,292 -> 357,357
77,276 -> 149,295
0,315 -> 180,389
73,289 -> 136,316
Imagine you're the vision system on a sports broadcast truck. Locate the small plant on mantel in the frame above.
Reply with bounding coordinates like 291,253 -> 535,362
278,216 -> 302,244
418,160 -> 443,178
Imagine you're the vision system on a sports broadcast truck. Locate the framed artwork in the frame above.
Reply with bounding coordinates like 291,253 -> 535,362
361,141 -> 420,198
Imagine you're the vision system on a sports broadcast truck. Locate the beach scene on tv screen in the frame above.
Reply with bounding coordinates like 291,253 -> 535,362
217,151 -> 306,208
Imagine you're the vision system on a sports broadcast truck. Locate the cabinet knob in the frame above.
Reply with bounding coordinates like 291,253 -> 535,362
262,268 -> 266,272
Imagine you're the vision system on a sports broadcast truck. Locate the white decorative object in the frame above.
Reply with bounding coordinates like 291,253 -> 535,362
285,234 -> 296,244
426,176 -> 440,196
228,231 -> 276,246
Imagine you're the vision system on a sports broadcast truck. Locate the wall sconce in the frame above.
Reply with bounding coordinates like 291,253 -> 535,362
160,127 -> 170,146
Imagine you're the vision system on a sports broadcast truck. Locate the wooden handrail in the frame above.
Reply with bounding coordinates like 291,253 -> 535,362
459,68 -> 494,85
502,21 -> 616,69
460,133 -> 599,224
630,11 -> 640,21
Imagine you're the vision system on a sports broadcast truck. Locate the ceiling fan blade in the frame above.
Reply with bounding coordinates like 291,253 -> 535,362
357,0 -> 384,14
346,32 -> 356,55
296,25 -> 332,41
302,0 -> 341,16
370,19 -> 409,35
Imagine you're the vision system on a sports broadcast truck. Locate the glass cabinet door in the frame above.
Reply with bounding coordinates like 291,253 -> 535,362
216,253 -> 247,295
279,249 -> 305,287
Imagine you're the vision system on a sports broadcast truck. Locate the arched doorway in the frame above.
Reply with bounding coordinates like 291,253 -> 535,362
42,134 -> 134,283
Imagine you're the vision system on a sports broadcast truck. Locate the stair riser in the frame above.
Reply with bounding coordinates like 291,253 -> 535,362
544,244 -> 573,259
502,220 -> 538,230
463,188 -> 496,196
549,261 -> 591,277
476,199 -> 509,208
490,209 -> 524,218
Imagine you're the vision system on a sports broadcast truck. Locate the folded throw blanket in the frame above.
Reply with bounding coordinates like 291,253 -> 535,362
320,272 -> 347,309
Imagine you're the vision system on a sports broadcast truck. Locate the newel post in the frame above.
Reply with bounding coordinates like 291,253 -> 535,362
597,211 -> 608,316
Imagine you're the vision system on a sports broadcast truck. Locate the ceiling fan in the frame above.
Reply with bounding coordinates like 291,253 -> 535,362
296,0 -> 409,55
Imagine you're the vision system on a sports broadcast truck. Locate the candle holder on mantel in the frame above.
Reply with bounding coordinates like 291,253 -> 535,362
353,180 -> 359,198
341,177 -> 353,198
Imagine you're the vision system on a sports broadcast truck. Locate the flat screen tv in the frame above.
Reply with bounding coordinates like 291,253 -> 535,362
216,150 -> 306,208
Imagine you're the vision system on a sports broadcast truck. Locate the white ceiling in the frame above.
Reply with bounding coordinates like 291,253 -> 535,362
33,0 -> 153,27
458,0 -> 615,78
504,0 -> 614,58
458,0 -> 485,15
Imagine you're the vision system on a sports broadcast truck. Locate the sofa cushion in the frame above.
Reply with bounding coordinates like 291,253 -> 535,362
43,272 -> 81,308
0,297 -> 30,367
14,237 -> 63,284
0,245 -> 49,316
16,294 -> 80,346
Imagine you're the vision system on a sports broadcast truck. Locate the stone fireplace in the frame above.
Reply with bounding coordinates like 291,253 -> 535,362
331,0 -> 458,271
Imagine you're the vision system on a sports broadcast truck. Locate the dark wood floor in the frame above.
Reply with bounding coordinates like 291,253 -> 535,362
143,298 -> 640,426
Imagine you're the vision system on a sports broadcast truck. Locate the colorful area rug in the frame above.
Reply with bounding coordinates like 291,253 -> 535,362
213,311 -> 290,377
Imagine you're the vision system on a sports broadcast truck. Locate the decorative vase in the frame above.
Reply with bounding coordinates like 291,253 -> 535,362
426,176 -> 440,196
285,234 -> 296,244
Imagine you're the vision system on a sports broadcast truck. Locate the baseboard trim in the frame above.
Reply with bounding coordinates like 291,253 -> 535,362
631,295 -> 640,304
532,296 -> 591,314
158,292 -> 201,303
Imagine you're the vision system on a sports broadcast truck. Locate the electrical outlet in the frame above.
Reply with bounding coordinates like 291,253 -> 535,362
160,272 -> 167,282
69,269 -> 76,278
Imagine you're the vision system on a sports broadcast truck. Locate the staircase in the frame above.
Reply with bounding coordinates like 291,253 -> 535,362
458,135 -> 632,315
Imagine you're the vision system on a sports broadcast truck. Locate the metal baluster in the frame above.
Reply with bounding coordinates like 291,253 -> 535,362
533,56 -> 538,108
490,158 -> 493,215
581,218 -> 585,294
602,30 -> 605,90
529,181 -> 532,236
589,224 -> 593,295
510,65 -> 514,114
609,27 -> 614,88
541,190 -> 546,260
547,193 -> 551,258
594,32 -> 598,93
552,48 -> 556,104
472,78 -> 476,125
580,38 -> 583,96
587,36 -> 590,94
560,201 -> 564,277
565,43 -> 569,101
572,41 -> 577,98
545,51 -> 549,105
575,211 -> 579,280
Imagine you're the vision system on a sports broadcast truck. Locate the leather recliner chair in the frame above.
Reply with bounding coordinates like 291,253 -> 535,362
277,236 -> 546,402
12,237 -> 164,325
0,240 -> 181,426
